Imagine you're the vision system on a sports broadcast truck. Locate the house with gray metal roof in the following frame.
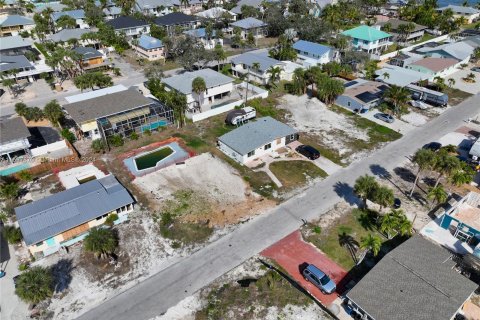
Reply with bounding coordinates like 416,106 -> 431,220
230,50 -> 285,85
162,69 -> 234,110
49,28 -> 92,43
0,54 -> 34,73
0,117 -> 31,163
0,15 -> 34,36
230,17 -> 268,39
15,175 -> 135,257
416,41 -> 475,64
346,235 -> 477,320
183,28 -> 223,50
51,9 -> 89,30
63,87 -> 173,142
0,35 -> 33,56
292,40 -> 337,67
375,65 -> 429,87
218,116 -> 298,164
437,5 -> 480,23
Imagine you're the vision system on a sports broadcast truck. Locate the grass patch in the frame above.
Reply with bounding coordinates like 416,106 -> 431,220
270,160 -> 327,189
299,135 -> 344,166
195,270 -> 312,320
412,33 -> 435,45
443,87 -> 473,106
34,42 -> 49,57
302,209 -> 384,270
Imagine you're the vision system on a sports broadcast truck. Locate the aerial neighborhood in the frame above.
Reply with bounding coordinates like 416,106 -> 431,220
1,0 -> 480,319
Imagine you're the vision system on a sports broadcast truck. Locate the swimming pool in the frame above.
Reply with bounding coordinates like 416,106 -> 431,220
134,146 -> 174,171
0,163 -> 31,176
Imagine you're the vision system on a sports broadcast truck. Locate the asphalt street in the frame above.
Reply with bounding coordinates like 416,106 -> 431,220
77,95 -> 480,320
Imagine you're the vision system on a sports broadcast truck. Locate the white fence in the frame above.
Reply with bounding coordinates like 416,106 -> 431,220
191,82 -> 268,122
376,35 -> 450,61
30,140 -> 69,157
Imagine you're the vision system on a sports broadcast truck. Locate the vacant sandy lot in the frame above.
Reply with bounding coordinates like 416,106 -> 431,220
134,153 -> 274,226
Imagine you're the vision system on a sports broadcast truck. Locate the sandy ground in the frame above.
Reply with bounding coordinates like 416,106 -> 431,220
134,153 -> 275,226
401,111 -> 428,127
278,95 -> 372,163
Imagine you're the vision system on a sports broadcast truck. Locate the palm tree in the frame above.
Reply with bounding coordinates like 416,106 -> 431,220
15,102 -> 28,117
0,182 -> 19,201
447,78 -> 455,88
191,77 -> 206,111
383,85 -> 410,116
354,175 -> 379,209
427,186 -> 448,209
291,67 -> 306,95
396,215 -> 413,237
434,153 -> 461,188
214,44 -> 227,71
43,100 -> 63,127
372,186 -> 394,212
15,266 -> 54,304
266,66 -> 281,89
410,148 -> 436,197
83,227 -> 118,259
360,234 -> 382,256
379,212 -> 398,239
449,163 -> 475,187
338,232 -> 359,264
382,72 -> 390,80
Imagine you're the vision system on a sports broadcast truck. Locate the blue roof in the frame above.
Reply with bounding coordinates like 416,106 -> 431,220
292,40 -> 332,56
15,175 -> 134,246
231,17 -> 267,29
51,9 -> 85,22
183,28 -> 216,38
138,34 -> 163,49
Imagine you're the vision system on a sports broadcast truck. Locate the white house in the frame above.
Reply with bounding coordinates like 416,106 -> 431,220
218,116 -> 298,164
183,28 -> 223,49
162,69 -> 234,111
437,5 -> 480,24
230,17 -> 268,39
292,40 -> 338,67
0,117 -> 31,163
51,10 -> 89,30
196,7 -> 237,21
106,16 -> 150,38
230,51 -> 286,85
135,0 -> 174,17
341,25 -> 392,54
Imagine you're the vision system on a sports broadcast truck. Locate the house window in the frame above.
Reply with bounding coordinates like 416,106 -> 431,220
264,143 -> 271,150
247,150 -> 255,157
347,101 -> 351,107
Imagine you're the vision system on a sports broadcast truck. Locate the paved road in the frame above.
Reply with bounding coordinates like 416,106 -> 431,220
78,95 -> 480,320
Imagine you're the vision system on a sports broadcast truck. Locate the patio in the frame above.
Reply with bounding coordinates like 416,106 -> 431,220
420,218 -> 474,255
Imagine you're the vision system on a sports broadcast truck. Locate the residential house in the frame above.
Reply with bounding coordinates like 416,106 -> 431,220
335,79 -> 389,113
0,54 -> 53,82
33,2 -> 67,13
63,85 -> 173,141
437,5 -> 480,24
162,68 -> 234,111
462,35 -> 480,50
0,15 -> 35,36
72,47 -> 108,71
51,10 -> 89,30
15,175 -> 135,258
0,117 -> 31,163
132,34 -> 165,61
196,7 -> 237,21
415,41 -> 475,65
341,25 -> 392,54
377,19 -> 427,43
346,236 -> 477,320
292,40 -> 337,67
230,51 -> 285,85
172,0 -> 203,14
388,51 -> 423,68
375,65 -> 429,87
218,116 -> 298,164
438,192 -> 480,249
0,35 -> 33,56
406,57 -> 459,78
135,0 -> 174,17
103,6 -> 122,20
230,17 -> 268,39
308,0 -> 335,17
154,12 -> 200,36
184,28 -> 223,49
106,16 -> 150,38
49,28 -> 94,45
230,0 -> 271,16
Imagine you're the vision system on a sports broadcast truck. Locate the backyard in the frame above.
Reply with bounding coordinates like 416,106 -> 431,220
269,160 -> 327,190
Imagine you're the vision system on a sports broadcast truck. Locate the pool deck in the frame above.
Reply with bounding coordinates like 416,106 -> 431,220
123,141 -> 192,177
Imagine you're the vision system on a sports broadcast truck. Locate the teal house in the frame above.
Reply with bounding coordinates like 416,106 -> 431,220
341,25 -> 392,54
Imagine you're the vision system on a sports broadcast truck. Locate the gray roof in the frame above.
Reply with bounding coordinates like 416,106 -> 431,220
73,47 -> 103,60
49,28 -> 91,43
162,69 -> 233,95
231,0 -> 264,14
0,15 -> 34,27
33,2 -> 67,13
63,89 -> 153,124
0,117 -> 31,144
51,9 -> 85,22
375,65 -> 429,87
347,236 -> 478,320
0,55 -> 33,72
377,19 -> 427,33
218,116 -> 297,155
230,17 -> 267,30
136,0 -> 174,10
231,51 -> 283,73
0,35 -> 33,51
15,175 -> 134,246
463,36 -> 480,49
437,5 -> 480,15
417,41 -> 475,61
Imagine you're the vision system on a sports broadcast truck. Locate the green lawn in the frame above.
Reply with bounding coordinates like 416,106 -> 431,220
412,33 -> 435,45
302,209 -> 385,270
298,135 -> 344,166
270,160 -> 327,189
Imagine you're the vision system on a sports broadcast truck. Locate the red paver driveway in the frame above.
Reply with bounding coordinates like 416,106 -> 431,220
261,230 -> 348,306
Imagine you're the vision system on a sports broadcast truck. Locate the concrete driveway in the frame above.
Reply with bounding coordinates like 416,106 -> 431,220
261,231 -> 347,307
361,110 -> 416,134
287,141 -> 343,175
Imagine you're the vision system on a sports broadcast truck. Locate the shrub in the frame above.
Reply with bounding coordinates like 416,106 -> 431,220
143,129 -> 151,136
2,226 -> 23,244
15,266 -> 54,304
104,214 -> 118,227
17,170 -> 33,182
313,226 -> 321,234
91,139 -> 106,153
18,263 -> 29,271
130,132 -> 139,140
61,128 -> 76,143
83,228 -> 118,259
108,134 -> 124,147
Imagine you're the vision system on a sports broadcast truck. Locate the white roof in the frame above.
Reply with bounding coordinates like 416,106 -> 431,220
196,7 -> 236,19
65,85 -> 127,103
375,65 -> 429,87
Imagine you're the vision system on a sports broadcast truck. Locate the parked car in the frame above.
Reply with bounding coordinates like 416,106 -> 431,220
423,142 -> 442,152
302,264 -> 336,294
471,67 -> 480,73
225,107 -> 256,125
408,100 -> 429,110
296,145 -> 320,160
394,198 -> 401,209
374,113 -> 394,123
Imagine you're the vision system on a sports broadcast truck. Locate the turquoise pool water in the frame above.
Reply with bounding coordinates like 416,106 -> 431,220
0,163 -> 31,176
141,120 -> 168,132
